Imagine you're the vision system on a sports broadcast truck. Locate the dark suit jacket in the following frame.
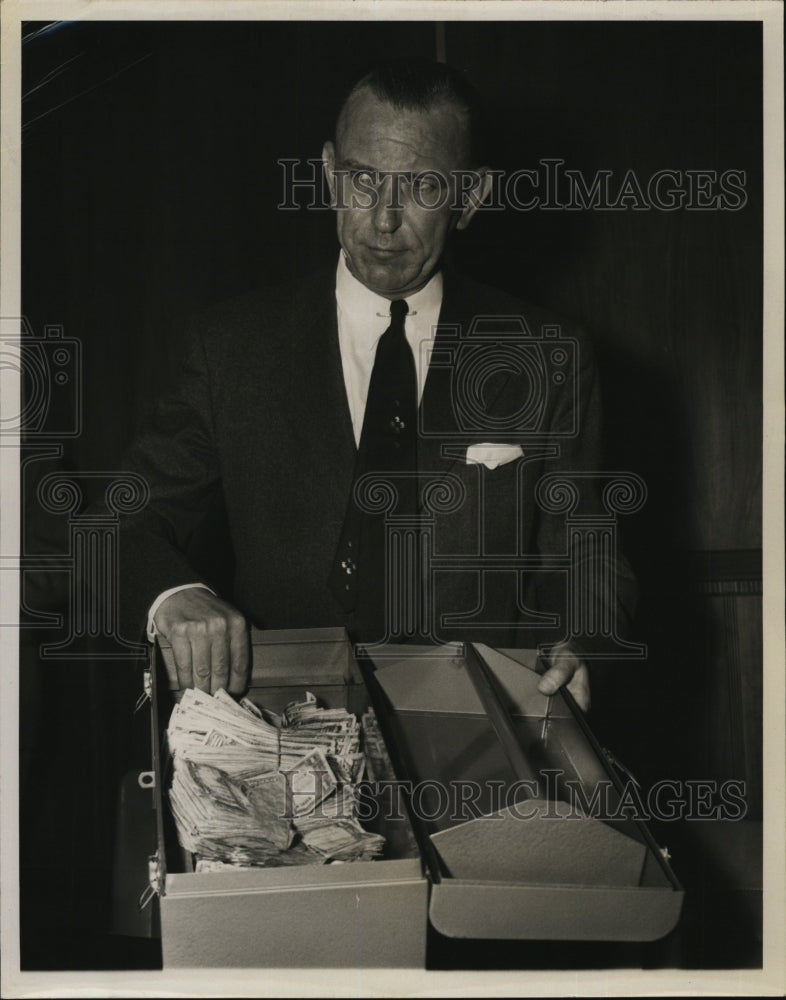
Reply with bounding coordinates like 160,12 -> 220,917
117,267 -> 636,653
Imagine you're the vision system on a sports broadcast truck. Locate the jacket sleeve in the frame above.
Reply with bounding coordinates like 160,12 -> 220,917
530,324 -> 639,659
111,317 -> 222,643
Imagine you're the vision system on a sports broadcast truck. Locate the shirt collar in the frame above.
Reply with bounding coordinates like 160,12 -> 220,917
335,251 -> 443,339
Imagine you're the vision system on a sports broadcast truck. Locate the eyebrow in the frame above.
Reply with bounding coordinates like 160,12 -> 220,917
336,159 -> 444,183
336,158 -> 378,172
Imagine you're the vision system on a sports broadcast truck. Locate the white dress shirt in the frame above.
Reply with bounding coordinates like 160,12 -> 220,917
335,250 -> 443,446
147,253 -> 444,639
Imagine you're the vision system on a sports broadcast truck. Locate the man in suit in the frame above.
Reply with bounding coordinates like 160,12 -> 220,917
117,58 -> 636,710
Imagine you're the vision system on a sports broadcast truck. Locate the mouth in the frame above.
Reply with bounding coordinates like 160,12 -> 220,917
366,245 -> 406,259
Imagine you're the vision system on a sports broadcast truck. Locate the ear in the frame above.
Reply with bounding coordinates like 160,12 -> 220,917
322,141 -> 337,208
455,167 -> 493,232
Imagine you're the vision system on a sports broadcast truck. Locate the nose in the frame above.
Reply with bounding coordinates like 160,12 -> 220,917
372,174 -> 402,234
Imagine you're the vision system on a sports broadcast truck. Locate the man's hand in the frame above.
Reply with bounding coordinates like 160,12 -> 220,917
153,588 -> 249,695
537,641 -> 590,712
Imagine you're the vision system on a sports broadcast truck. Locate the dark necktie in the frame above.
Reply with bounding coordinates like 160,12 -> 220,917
329,298 -> 418,641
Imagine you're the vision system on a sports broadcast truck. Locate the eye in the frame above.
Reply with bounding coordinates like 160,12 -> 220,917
351,169 -> 378,187
411,174 -> 443,199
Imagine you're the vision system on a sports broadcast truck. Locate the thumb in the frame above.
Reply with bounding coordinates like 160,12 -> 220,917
537,658 -> 575,697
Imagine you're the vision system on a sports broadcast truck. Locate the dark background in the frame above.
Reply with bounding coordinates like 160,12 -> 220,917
18,20 -> 762,970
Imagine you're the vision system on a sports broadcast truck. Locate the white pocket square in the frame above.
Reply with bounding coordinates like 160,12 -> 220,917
465,443 -> 524,470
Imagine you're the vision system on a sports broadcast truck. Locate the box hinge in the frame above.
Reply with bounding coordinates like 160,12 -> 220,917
138,853 -> 161,910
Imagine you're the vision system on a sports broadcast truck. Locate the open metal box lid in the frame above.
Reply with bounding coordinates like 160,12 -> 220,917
357,641 -> 683,942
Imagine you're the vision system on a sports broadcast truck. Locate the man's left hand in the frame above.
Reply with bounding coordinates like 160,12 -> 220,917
537,641 -> 590,712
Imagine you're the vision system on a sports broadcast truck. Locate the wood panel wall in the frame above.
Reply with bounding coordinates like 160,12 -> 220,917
693,550 -> 762,818
446,21 -> 763,555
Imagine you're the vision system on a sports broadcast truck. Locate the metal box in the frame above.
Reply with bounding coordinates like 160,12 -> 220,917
146,627 -> 683,967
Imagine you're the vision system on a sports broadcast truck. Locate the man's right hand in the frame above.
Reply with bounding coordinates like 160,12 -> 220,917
153,588 -> 249,695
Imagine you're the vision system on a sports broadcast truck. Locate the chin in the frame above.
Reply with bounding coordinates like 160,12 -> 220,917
364,267 -> 413,295
346,249 -> 423,295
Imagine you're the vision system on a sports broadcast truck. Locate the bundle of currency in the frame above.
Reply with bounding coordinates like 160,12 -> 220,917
167,689 -> 385,869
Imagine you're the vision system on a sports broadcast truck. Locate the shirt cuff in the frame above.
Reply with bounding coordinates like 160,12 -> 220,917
147,583 -> 216,643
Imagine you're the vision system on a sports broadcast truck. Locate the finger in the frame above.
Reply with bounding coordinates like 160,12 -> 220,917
537,658 -> 576,697
191,629 -> 212,693
228,619 -> 250,695
210,625 -> 230,695
170,633 -> 193,691
567,664 -> 591,712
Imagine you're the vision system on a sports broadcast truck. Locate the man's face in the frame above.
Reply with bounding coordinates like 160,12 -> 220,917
322,89 -> 484,299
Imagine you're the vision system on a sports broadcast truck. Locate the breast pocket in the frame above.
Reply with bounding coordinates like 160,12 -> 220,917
481,455 -> 522,491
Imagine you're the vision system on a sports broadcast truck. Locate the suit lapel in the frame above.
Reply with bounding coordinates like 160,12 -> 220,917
292,271 -> 357,522
419,270 -> 518,477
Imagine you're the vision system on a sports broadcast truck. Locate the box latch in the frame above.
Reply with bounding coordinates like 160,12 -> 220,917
602,745 -> 642,787
138,852 -> 161,910
134,667 -> 153,714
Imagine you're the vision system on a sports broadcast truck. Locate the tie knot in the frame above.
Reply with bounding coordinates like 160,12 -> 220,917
390,299 -> 409,324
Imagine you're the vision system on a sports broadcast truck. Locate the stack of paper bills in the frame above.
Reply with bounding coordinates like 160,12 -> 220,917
167,689 -> 386,869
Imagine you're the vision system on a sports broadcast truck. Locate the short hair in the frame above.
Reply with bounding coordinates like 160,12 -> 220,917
336,58 -> 487,166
